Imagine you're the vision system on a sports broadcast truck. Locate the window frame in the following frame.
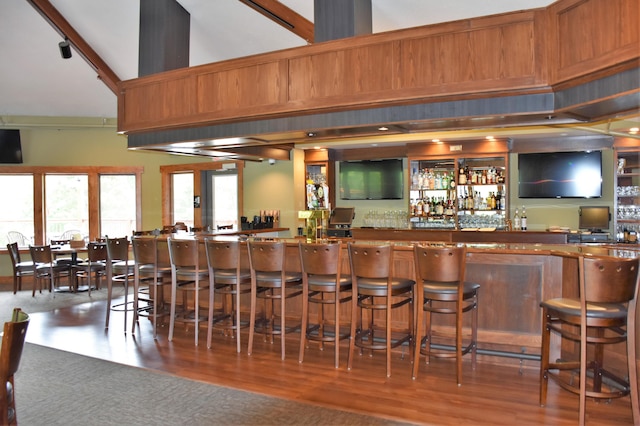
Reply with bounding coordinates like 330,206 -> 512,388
0,165 -> 142,245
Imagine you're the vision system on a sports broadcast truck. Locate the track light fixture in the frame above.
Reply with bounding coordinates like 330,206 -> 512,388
59,38 -> 72,59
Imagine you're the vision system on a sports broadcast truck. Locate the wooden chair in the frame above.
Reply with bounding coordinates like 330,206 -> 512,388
347,243 -> 414,377
247,240 -> 303,360
204,239 -> 251,351
29,245 -> 71,296
105,237 -> 134,332
71,242 -> 107,295
0,308 -> 29,426
167,237 -> 210,345
6,243 -> 33,294
298,241 -> 352,368
131,236 -> 172,337
412,243 -> 480,385
540,255 -> 640,425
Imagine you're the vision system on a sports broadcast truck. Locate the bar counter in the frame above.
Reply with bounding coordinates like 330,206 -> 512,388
173,234 -> 640,373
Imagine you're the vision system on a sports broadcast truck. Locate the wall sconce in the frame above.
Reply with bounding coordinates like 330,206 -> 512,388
59,38 -> 72,59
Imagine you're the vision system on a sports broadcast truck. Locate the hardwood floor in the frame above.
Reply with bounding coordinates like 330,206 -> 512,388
25,296 -> 636,425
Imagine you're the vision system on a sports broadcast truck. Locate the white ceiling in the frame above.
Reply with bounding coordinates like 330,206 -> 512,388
1,0 -> 558,119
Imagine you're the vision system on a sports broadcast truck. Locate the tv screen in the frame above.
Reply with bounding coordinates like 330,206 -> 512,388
518,151 -> 602,198
578,206 -> 610,231
0,130 -> 23,164
339,159 -> 404,200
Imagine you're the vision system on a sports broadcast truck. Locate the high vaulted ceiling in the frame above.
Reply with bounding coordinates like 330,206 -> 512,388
1,0 -> 638,151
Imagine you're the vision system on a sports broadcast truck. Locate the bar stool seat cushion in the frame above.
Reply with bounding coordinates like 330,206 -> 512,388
540,298 -> 628,321
356,277 -> 414,296
307,273 -> 351,290
213,268 -> 251,285
176,267 -> 208,280
255,271 -> 302,286
137,263 -> 172,277
422,281 -> 480,298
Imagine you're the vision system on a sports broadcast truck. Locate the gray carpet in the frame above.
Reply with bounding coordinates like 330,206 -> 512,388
16,343 -> 408,426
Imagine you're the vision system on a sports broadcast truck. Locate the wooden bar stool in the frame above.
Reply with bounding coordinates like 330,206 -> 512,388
298,241 -> 352,368
131,236 -> 172,338
167,237 -> 209,345
540,255 -> 639,425
204,238 -> 251,352
105,237 -> 134,333
347,242 -> 414,377
247,240 -> 302,360
412,243 -> 479,385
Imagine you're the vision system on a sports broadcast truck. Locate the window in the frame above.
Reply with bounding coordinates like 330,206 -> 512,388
210,171 -> 238,229
100,175 -> 137,238
45,174 -> 89,242
172,172 -> 194,229
0,175 -> 34,247
0,166 -> 142,246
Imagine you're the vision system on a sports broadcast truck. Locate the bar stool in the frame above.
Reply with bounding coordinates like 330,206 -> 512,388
540,255 -> 639,425
204,238 -> 251,352
105,237 -> 134,333
247,240 -> 303,360
298,241 -> 352,368
167,237 -> 209,345
131,236 -> 172,337
412,243 -> 479,385
347,242 -> 414,377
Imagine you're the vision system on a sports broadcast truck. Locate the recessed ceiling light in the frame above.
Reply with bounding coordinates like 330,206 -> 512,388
432,138 -> 440,143
485,136 -> 495,140
307,132 -> 316,137
378,126 -> 389,131
630,127 -> 639,134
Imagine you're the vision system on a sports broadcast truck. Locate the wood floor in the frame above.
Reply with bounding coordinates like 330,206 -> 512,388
25,295 -> 636,425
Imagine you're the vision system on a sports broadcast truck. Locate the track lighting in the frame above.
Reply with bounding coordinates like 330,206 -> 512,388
59,38 -> 72,59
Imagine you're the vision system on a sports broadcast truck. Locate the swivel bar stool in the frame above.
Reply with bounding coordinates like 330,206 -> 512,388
204,238 -> 251,352
298,241 -> 352,368
105,237 -> 134,333
412,243 -> 480,385
247,240 -> 303,360
347,242 -> 414,377
539,254 -> 639,425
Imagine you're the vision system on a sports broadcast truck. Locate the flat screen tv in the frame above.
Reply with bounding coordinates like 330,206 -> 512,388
339,159 -> 404,200
518,151 -> 602,198
0,130 -> 23,164
578,206 -> 610,232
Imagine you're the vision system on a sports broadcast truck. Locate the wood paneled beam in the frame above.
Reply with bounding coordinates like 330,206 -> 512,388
27,0 -> 121,95
238,0 -> 314,43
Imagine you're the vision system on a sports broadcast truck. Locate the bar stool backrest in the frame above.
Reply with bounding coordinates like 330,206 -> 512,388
414,244 -> 466,284
299,241 -> 342,276
167,238 -> 207,269
106,237 -> 129,262
247,240 -> 286,273
581,255 -> 638,304
348,243 -> 392,279
132,236 -> 158,266
205,239 -> 241,270
86,242 -> 107,263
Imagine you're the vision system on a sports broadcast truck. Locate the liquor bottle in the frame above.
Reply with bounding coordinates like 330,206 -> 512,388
513,208 -> 521,231
411,169 -> 419,190
521,206 -> 527,231
459,164 -> 467,185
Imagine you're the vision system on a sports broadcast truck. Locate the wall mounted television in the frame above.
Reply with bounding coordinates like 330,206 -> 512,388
518,150 -> 602,198
0,130 -> 23,164
339,159 -> 404,200
578,206 -> 610,232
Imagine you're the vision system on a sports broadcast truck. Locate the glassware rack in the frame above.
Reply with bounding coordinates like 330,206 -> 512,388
615,149 -> 640,243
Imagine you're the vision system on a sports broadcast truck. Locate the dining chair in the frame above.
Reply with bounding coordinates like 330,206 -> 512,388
167,237 -> 210,345
540,254 -> 640,425
298,241 -> 352,368
105,237 -> 135,333
347,242 -> 414,377
6,242 -> 33,294
131,236 -> 172,337
29,245 -> 71,296
247,240 -> 303,360
204,238 -> 251,351
71,242 -> 107,295
412,243 -> 480,385
6,231 -> 30,248
0,308 -> 29,426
